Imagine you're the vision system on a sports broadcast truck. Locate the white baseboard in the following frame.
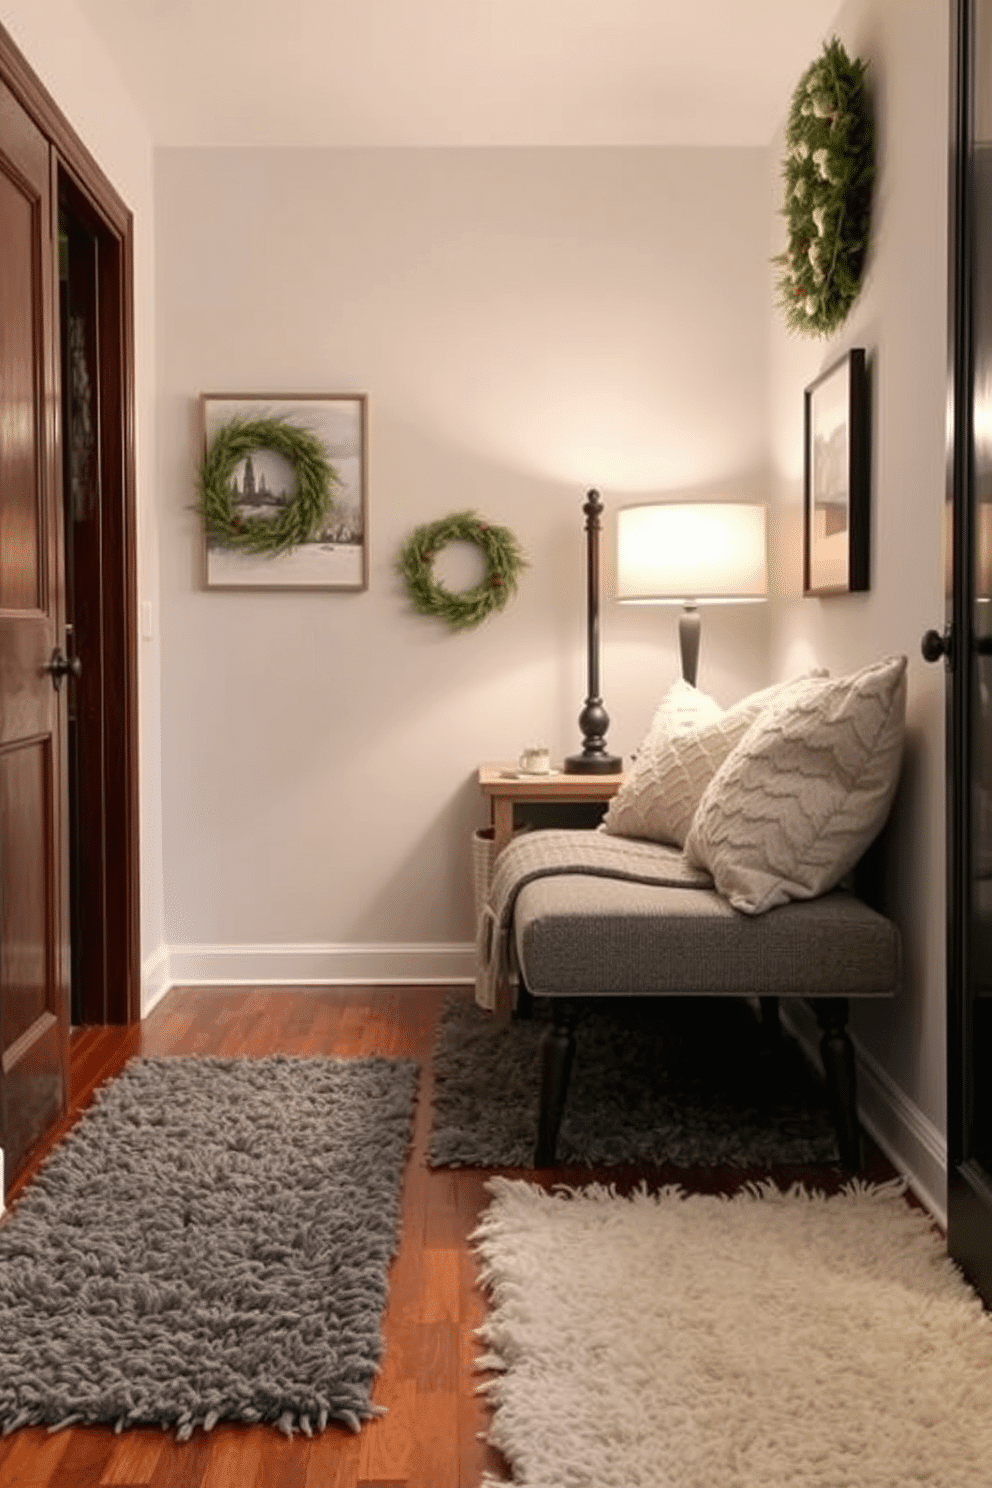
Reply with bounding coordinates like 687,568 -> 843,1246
165,941 -> 476,989
141,943 -> 172,1019
780,1000 -> 947,1228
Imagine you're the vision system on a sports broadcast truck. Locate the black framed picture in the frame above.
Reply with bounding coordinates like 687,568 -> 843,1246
803,348 -> 869,595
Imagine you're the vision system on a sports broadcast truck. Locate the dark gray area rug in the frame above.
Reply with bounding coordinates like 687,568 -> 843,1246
0,1055 -> 418,1440
429,995 -> 838,1168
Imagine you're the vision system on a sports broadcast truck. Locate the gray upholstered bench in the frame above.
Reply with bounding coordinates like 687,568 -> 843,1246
512,876 -> 901,1170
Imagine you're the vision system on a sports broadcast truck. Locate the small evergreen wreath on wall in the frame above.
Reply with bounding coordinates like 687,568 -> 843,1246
398,511 -> 526,630
200,415 -> 337,555
775,37 -> 874,339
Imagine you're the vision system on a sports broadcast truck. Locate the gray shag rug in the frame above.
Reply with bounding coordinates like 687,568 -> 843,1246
0,1055 -> 418,1440
429,995 -> 838,1167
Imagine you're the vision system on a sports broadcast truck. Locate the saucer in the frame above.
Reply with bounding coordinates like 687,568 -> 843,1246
503,767 -> 561,779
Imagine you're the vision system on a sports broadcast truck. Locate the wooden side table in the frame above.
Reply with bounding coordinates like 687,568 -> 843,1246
478,763 -> 624,856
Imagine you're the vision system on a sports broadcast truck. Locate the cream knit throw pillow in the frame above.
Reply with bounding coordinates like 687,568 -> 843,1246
684,655 -> 907,915
602,674 -> 826,849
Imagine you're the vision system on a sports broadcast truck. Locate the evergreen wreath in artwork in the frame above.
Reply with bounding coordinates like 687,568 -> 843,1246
199,415 -> 338,556
775,37 -> 874,338
398,511 -> 526,630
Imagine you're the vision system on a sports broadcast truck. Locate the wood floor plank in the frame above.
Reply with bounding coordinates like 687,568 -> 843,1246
198,1425 -> 265,1488
134,1008 -> 194,1058
422,1172 -> 464,1251
416,1249 -> 460,1326
247,1429 -> 311,1488
335,999 -> 373,1057
302,994 -> 347,1055
147,1431 -> 213,1488
98,1428 -> 167,1485
357,1343 -> 416,1485
409,1389 -> 459,1488
32,1427 -> 117,1488
69,1026 -> 102,1063
69,1027 -> 128,1102
0,984 -> 913,1488
303,1424 -> 362,1488
0,1425 -> 74,1487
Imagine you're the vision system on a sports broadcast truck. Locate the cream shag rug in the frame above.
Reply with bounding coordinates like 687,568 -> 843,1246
472,1179 -> 992,1488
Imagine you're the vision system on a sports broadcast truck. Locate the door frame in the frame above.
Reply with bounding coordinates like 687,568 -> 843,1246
0,22 -> 140,1027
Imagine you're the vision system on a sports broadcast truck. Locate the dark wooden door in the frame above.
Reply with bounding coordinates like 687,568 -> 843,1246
0,76 -> 70,1190
943,0 -> 992,1306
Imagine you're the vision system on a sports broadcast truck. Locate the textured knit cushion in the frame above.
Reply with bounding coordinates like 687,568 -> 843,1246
603,674 -> 826,848
647,678 -> 724,736
684,655 -> 908,915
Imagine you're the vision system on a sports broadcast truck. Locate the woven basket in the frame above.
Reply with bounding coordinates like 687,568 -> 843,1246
472,827 -> 496,930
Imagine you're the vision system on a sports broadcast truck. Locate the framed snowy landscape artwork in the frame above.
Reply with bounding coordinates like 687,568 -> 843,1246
201,394 -> 368,590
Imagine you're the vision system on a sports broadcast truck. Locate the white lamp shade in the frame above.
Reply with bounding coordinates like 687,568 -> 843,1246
616,502 -> 768,603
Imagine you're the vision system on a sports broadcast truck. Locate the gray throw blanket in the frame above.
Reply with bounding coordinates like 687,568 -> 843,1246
475,828 -> 712,1014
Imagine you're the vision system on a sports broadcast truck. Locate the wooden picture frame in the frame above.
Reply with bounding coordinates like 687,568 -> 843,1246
803,349 -> 869,595
201,393 -> 368,590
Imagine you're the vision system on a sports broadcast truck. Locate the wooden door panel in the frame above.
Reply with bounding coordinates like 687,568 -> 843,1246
0,74 -> 68,1192
0,738 -> 62,1175
0,739 -> 51,1048
0,145 -> 43,612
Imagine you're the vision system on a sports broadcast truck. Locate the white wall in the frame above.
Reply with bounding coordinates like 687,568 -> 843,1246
767,0 -> 950,1213
0,1 -> 166,1001
155,147 -> 772,979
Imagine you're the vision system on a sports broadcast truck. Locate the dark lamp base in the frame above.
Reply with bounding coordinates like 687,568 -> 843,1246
563,751 -> 624,775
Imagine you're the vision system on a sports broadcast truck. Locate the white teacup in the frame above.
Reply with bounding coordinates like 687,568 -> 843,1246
519,745 -> 551,774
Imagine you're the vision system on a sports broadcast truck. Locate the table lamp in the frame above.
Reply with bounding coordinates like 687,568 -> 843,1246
616,502 -> 768,686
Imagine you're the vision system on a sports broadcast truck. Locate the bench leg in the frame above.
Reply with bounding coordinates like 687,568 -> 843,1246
513,981 -> 535,1021
753,996 -> 782,1116
535,1000 -> 576,1167
759,996 -> 781,1045
813,997 -> 862,1170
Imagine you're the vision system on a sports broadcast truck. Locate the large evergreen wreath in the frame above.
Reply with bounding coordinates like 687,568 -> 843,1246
200,415 -> 337,555
398,511 -> 526,630
775,37 -> 874,338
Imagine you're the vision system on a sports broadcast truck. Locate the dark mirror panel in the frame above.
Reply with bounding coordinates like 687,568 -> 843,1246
58,203 -> 102,1029
971,125 -> 992,1172
951,0 -> 992,1301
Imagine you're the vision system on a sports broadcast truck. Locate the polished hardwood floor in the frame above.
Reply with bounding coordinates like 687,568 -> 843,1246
0,985 -> 917,1488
